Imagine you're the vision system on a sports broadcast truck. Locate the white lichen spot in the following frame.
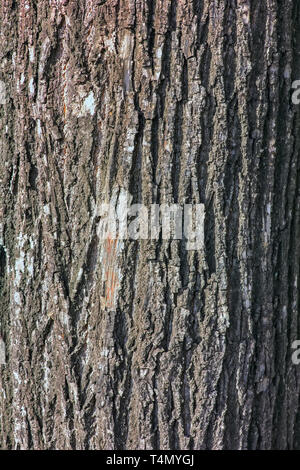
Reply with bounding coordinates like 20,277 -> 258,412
264,202 -> 271,243
43,363 -> 50,392
27,257 -> 34,277
140,368 -> 148,378
121,31 -> 133,60
13,371 -> 21,385
181,308 -> 190,318
15,257 -> 25,284
0,338 -> 6,365
0,80 -> 6,105
37,119 -> 42,136
284,64 -> 291,79
29,46 -> 35,63
14,292 -> 21,306
240,3 -> 250,25
123,128 -> 137,161
101,348 -> 109,357
29,77 -> 35,96
105,32 -> 116,53
282,305 -> 287,320
77,267 -> 83,282
156,45 -> 163,59
82,91 -> 96,115
43,204 -> 50,216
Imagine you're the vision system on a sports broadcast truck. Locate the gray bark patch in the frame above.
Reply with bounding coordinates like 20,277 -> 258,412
0,338 -> 6,365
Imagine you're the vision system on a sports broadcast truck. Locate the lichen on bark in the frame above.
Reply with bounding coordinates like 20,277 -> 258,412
0,0 -> 300,450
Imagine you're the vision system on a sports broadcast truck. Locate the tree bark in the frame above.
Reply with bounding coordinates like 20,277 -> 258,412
0,0 -> 300,450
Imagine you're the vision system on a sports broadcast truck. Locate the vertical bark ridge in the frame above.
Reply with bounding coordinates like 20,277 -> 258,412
0,0 -> 299,450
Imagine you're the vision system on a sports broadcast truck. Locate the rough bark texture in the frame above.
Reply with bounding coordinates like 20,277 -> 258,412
0,0 -> 300,450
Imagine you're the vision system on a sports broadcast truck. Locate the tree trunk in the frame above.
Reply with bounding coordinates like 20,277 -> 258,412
0,0 -> 300,450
